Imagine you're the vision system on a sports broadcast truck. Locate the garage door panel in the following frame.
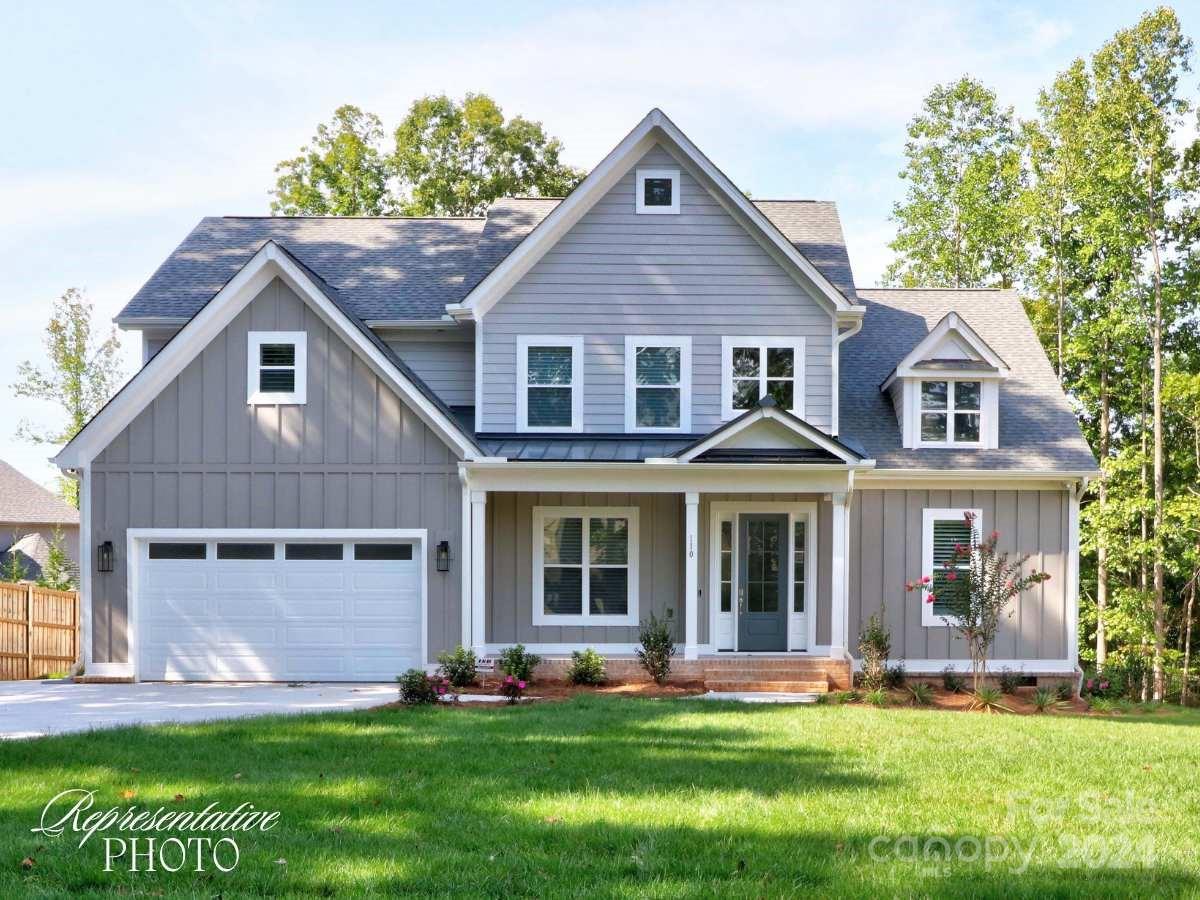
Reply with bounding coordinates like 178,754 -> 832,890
138,536 -> 422,681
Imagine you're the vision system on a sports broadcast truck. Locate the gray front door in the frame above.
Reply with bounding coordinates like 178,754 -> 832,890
737,514 -> 788,651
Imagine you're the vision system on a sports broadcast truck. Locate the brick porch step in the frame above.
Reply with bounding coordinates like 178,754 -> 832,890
705,678 -> 830,693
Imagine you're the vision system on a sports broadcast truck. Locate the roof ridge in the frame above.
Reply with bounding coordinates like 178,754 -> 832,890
214,215 -> 486,221
751,198 -> 833,204
858,286 -> 1007,292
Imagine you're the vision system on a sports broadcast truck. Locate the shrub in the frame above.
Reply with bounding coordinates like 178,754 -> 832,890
907,682 -> 934,706
942,667 -> 966,693
865,688 -> 889,707
637,614 -> 675,684
835,689 -> 861,704
857,614 -> 891,692
498,644 -> 542,683
566,648 -> 607,685
970,686 -> 1011,713
1088,697 -> 1116,715
1115,699 -> 1135,715
1055,681 -> 1074,702
499,674 -> 527,705
1032,687 -> 1058,712
436,646 -> 478,688
884,663 -> 907,689
997,667 -> 1021,695
397,669 -> 448,705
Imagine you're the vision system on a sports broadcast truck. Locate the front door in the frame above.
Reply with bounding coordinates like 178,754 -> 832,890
737,514 -> 788,651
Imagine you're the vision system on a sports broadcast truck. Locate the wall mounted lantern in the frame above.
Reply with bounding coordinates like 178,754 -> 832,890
436,540 -> 451,573
97,541 -> 114,573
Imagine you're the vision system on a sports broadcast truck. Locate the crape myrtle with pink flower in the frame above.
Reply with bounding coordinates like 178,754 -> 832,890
906,511 -> 1051,692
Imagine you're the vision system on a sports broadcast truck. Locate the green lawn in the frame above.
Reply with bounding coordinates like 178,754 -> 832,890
1,696 -> 1197,898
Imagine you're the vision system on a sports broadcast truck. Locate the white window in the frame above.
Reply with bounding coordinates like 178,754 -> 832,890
624,336 -> 691,432
635,168 -> 680,214
919,379 -> 982,446
720,337 -> 805,420
517,336 -> 583,432
247,331 -> 306,405
920,508 -> 981,627
533,506 -> 639,626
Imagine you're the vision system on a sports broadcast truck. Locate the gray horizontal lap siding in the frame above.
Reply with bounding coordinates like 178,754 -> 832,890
385,334 -> 475,407
849,489 -> 1070,663
90,278 -> 464,666
479,145 -> 834,433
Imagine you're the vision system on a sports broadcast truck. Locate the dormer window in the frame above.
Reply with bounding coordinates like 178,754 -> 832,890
920,380 -> 981,446
247,331 -> 306,405
635,169 -> 680,214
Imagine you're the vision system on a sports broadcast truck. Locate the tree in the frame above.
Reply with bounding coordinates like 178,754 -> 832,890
12,288 -> 124,506
391,93 -> 585,216
885,76 -> 1025,288
38,527 -> 75,591
0,537 -> 28,584
271,105 -> 394,216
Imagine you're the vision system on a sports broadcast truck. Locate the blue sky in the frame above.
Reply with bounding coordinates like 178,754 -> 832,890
3,0 -> 1197,488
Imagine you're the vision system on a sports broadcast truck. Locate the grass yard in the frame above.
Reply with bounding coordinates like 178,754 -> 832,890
1,696 -> 1197,898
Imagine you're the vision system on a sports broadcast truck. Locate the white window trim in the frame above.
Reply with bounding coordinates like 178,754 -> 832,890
916,378 -> 984,448
516,335 -> 584,433
247,331 -> 307,405
921,508 -> 982,627
635,168 -> 680,214
720,336 -> 806,421
532,506 -> 639,626
623,336 -> 692,433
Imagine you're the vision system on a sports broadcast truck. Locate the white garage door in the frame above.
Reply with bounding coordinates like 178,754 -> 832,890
135,534 -> 424,681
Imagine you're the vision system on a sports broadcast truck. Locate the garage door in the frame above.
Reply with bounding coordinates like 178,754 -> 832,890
135,535 -> 423,681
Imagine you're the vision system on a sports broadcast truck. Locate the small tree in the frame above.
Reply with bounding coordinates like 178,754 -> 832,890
858,613 -> 891,692
907,511 -> 1050,692
38,527 -> 75,591
1,534 -> 29,584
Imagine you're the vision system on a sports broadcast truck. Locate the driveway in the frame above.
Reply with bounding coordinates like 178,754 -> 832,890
0,680 -> 398,740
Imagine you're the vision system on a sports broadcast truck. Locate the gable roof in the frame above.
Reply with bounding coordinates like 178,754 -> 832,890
880,311 -> 1009,390
672,398 -> 866,464
0,462 -> 79,525
447,109 -> 865,321
844,289 -> 1096,473
59,241 -> 481,468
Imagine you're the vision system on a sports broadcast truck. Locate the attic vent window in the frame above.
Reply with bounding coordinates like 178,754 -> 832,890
635,168 -> 680,214
247,331 -> 307,405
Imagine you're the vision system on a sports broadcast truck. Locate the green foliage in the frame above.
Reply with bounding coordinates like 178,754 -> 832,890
1088,696 -> 1117,714
970,686 -> 1012,713
636,614 -> 675,685
499,674 -> 527,705
0,544 -> 28,584
865,688 -> 889,708
37,526 -> 75,591
1055,681 -> 1074,702
834,690 -> 861,704
1032,687 -> 1059,712
857,613 -> 891,691
566,649 -> 607,686
907,682 -> 934,706
497,644 -> 542,683
942,667 -> 966,693
397,669 -> 446,705
997,667 -> 1022,695
436,646 -> 478,688
12,288 -> 123,507
884,663 -> 907,690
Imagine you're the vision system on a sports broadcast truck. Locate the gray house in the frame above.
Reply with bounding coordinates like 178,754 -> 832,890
56,110 -> 1096,688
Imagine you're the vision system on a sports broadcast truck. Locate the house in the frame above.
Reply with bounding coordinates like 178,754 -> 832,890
0,460 -> 79,582
55,110 -> 1096,688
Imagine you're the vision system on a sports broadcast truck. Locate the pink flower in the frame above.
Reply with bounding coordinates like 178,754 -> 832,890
954,543 -> 966,554
905,581 -> 914,591
925,594 -> 936,604
1086,679 -> 1094,689
989,530 -> 999,542
920,575 -> 931,585
962,511 -> 976,523
437,687 -> 446,695
1100,681 -> 1109,691
946,572 -> 957,582
518,680 -> 526,690
505,675 -> 514,684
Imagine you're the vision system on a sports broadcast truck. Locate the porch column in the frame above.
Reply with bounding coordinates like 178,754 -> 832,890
470,490 -> 488,658
460,480 -> 472,650
684,491 -> 700,660
830,491 -> 849,658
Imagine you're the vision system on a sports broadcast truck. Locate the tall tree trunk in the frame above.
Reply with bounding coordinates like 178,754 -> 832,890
1056,212 -> 1065,382
1140,375 -> 1150,703
1148,181 -> 1166,703
1096,359 -> 1110,667
1183,576 -> 1195,706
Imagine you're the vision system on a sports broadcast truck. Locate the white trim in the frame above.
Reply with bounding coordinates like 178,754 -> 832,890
516,335 -> 584,433
635,168 -> 680,214
920,508 -> 982,627
474,317 -> 485,429
55,242 -> 479,468
125,527 -> 429,682
882,312 -> 1010,390
684,492 -> 699,659
483,642 -> 650,656
448,109 -> 863,321
851,657 -> 1078,675
720,336 -> 806,421
470,491 -> 488,657
460,478 -> 472,650
624,335 -> 692,433
247,331 -> 307,405
1067,483 -> 1081,669
856,470 -> 1098,486
830,493 -> 848,656
675,404 -> 862,465
707,501 -> 818,655
531,506 -> 639,627
77,466 -> 91,672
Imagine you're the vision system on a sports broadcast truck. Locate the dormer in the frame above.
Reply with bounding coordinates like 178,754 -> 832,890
880,312 -> 1010,450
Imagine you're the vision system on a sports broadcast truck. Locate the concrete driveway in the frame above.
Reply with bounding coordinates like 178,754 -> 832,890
0,680 -> 398,740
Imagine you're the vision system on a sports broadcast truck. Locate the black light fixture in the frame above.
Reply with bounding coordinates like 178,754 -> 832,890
436,540 -> 451,573
97,541 -> 114,573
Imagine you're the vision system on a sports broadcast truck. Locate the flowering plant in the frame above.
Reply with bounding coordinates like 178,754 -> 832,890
397,669 -> 453,705
906,511 -> 1050,692
499,674 -> 527,705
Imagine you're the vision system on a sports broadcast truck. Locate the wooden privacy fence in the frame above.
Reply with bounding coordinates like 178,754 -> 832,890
0,581 -> 79,680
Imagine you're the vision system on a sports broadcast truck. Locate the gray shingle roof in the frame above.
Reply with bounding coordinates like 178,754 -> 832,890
0,461 -> 79,525
845,289 -> 1096,472
115,199 -> 856,323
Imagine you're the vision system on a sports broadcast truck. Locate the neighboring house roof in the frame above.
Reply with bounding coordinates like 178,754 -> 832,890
844,289 -> 1097,472
0,532 -> 77,584
0,462 -> 79,526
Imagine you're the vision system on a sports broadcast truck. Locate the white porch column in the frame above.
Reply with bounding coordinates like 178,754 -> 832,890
830,491 -> 849,658
460,480 -> 472,650
470,490 -> 488,658
684,491 -> 700,660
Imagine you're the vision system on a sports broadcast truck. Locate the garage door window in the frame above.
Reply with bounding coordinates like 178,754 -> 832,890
148,543 -> 206,560
216,542 -> 275,560
285,543 -> 344,560
354,543 -> 413,561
